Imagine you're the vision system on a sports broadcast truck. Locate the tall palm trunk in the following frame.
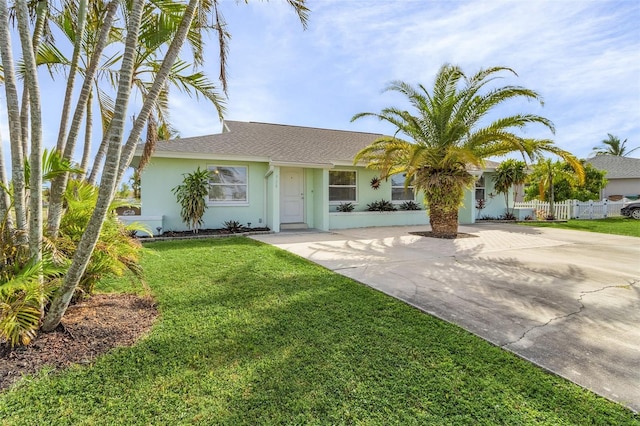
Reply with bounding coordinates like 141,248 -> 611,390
18,0 -> 48,160
0,0 -> 27,235
47,0 -> 117,237
117,0 -> 201,182
79,91 -> 94,178
42,0 -> 144,332
16,0 -> 44,261
55,0 -> 88,153
87,130 -> 108,185
0,130 -> 11,226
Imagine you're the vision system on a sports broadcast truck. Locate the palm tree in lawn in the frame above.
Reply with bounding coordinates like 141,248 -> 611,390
592,134 -> 639,157
353,64 -> 583,237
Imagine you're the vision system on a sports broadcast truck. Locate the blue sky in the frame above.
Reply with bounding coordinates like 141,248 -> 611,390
173,0 -> 639,160
2,0 -> 640,172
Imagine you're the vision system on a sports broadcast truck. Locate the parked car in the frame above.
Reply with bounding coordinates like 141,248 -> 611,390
620,201 -> 640,219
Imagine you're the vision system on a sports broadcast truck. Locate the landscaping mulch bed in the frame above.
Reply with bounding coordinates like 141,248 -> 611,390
0,294 -> 158,392
409,231 -> 478,239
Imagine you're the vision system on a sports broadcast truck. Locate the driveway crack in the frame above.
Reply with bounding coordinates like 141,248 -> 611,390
501,279 -> 639,349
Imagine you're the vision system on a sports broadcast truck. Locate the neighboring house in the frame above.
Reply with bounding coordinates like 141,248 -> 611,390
132,121 -> 506,234
585,155 -> 640,200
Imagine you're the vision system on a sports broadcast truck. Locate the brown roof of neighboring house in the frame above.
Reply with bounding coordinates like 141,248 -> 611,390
142,120 -> 504,169
585,155 -> 640,179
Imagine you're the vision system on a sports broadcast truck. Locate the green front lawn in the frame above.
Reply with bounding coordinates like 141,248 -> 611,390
0,238 -> 637,425
519,217 -> 640,237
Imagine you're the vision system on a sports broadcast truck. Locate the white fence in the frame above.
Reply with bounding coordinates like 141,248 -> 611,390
513,200 -> 625,220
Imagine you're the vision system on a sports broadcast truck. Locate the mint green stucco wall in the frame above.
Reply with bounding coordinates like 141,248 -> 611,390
140,158 -> 485,232
328,167 -> 427,212
140,157 -> 268,232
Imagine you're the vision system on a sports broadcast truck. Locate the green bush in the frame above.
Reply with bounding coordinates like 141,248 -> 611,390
367,199 -> 397,212
56,180 -> 144,300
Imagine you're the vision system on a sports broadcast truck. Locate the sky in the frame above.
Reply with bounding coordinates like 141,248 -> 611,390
2,0 -> 640,174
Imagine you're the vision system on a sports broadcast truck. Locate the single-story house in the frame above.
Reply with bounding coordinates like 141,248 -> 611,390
130,121 -> 507,234
585,155 -> 640,200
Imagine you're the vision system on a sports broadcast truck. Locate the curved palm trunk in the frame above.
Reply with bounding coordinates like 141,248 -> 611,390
42,0 -> 144,332
0,0 -> 27,235
47,0 -> 118,237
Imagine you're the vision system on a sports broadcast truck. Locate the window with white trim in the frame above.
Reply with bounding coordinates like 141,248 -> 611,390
329,170 -> 357,202
390,173 -> 415,201
475,175 -> 485,200
208,165 -> 248,204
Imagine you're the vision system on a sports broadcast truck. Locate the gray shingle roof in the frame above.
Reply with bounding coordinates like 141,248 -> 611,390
143,120 -> 504,170
585,155 -> 640,179
147,120 -> 385,166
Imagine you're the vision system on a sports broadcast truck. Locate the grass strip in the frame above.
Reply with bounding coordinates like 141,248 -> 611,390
519,217 -> 640,237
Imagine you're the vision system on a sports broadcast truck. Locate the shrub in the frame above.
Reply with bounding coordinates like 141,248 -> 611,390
56,180 -> 144,300
336,202 -> 355,212
1,215 -> 62,347
399,201 -> 420,210
500,212 -> 516,221
367,199 -> 397,212
172,167 -> 210,233
223,220 -> 245,233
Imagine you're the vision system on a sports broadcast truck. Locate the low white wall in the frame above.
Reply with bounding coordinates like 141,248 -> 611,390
329,211 -> 429,230
118,215 -> 163,236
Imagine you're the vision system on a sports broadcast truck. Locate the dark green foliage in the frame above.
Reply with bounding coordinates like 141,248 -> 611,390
525,161 -> 607,202
367,199 -> 397,211
55,180 -> 144,300
223,220 -> 244,233
172,167 -> 210,233
399,200 -> 420,210
0,214 -> 63,347
336,202 -> 355,212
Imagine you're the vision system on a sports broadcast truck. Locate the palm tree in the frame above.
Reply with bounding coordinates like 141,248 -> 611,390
353,64 -> 583,237
526,158 -> 583,219
41,0 -> 310,332
592,134 -> 639,157
494,159 -> 527,216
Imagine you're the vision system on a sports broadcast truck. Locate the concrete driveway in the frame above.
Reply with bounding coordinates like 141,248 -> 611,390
252,223 -> 640,412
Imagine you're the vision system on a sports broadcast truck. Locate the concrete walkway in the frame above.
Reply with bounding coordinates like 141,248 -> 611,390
252,223 -> 640,412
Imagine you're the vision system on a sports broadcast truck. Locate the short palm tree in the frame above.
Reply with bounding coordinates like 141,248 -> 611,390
494,159 -> 527,216
353,64 -> 583,237
592,134 -> 638,157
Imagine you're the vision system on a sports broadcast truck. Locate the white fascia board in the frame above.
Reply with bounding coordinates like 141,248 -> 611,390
270,161 -> 333,169
146,151 -> 270,163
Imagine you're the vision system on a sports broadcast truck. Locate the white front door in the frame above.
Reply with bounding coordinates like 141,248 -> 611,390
280,168 -> 304,223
